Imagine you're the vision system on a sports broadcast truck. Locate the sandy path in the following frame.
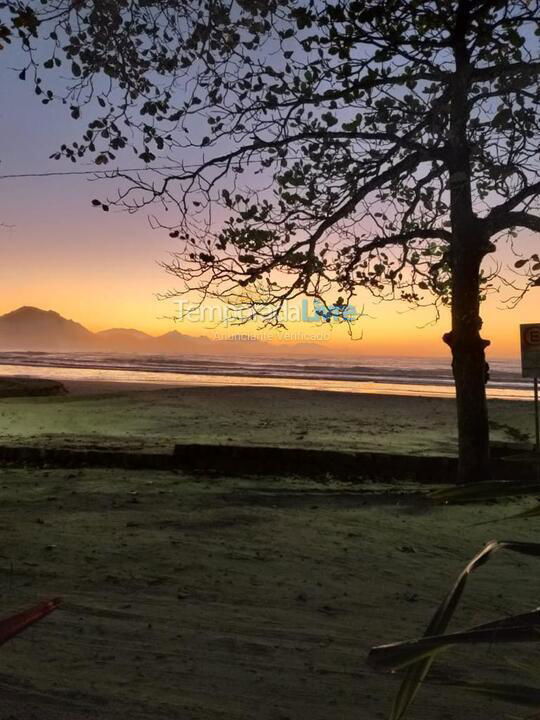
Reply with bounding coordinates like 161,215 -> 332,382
0,467 -> 538,719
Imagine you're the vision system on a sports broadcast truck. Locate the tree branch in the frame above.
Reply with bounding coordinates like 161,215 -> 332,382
304,153 -> 424,251
472,59 -> 540,83
489,211 -> 540,234
487,181 -> 540,216
485,182 -> 540,234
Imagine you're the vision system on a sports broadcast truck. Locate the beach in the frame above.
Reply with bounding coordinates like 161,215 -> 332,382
0,378 -> 538,720
0,351 -> 532,402
0,380 -> 534,456
1,1 -> 536,714
1,466 -> 539,720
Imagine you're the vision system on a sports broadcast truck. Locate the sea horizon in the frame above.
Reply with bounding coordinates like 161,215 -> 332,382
0,350 -> 532,401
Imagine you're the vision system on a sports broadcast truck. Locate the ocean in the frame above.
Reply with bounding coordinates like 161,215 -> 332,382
0,351 -> 533,401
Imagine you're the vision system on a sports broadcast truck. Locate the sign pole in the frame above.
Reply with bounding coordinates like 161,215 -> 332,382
535,376 -> 539,454
520,324 -> 540,454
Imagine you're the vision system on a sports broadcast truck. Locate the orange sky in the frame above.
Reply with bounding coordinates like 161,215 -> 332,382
0,214 -> 537,359
1,64 -> 538,360
0,170 -> 537,359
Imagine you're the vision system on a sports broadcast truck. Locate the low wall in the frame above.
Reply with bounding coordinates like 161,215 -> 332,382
0,443 -> 538,483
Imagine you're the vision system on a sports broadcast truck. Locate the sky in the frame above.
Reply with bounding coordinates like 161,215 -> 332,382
0,47 -> 538,359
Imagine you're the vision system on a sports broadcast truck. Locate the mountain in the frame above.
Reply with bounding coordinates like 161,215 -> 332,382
97,328 -> 152,341
154,330 -> 214,354
0,307 -> 94,351
95,328 -> 154,353
0,306 -> 330,356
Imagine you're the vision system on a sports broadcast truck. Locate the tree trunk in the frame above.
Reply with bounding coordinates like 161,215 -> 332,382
450,244 -> 491,483
447,2 -> 491,483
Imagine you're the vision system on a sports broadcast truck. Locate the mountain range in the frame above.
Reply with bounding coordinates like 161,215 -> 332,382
0,307 -> 329,356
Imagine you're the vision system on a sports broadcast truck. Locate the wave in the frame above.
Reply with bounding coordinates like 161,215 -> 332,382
0,351 -> 530,401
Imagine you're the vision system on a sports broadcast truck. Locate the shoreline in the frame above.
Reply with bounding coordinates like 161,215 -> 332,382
0,362 -> 534,401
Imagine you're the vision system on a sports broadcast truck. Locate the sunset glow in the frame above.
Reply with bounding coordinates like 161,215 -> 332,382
1,44 -> 538,360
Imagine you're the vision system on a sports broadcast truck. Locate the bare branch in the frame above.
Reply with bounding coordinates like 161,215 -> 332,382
489,211 -> 540,234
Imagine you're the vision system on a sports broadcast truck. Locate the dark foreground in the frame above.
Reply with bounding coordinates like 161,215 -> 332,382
0,467 -> 538,719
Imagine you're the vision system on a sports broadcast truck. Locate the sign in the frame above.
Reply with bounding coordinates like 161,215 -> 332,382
521,323 -> 540,378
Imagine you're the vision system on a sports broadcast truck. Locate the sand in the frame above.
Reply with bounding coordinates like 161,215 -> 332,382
0,467 -> 539,720
0,376 -> 66,397
0,380 -> 537,719
0,381 -> 534,456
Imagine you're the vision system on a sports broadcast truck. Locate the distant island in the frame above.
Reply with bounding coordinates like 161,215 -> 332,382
0,306 -> 331,356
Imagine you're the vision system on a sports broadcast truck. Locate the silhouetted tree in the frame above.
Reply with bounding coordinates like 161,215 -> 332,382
3,0 -> 539,481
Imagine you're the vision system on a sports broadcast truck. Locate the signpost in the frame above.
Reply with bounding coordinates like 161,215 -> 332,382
520,324 -> 540,452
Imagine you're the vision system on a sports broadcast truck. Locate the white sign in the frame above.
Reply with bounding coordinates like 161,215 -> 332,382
521,324 -> 540,378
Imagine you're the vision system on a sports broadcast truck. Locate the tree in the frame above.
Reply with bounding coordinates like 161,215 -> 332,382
2,0 -> 539,482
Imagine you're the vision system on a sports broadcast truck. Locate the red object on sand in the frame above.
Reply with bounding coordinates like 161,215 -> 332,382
0,598 -> 61,647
